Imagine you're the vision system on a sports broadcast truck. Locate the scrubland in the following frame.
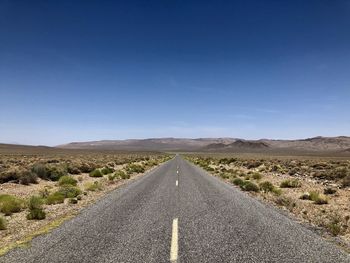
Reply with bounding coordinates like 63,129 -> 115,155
186,154 -> 350,248
0,149 -> 171,253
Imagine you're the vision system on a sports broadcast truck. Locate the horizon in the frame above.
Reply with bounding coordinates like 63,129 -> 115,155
1,135 -> 349,147
1,0 -> 350,146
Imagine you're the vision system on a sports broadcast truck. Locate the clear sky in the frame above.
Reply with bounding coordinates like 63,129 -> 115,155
1,0 -> 350,146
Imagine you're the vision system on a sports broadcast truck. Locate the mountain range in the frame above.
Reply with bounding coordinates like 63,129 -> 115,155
57,136 -> 350,153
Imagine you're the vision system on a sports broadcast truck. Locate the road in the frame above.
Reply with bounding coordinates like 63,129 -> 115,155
1,156 -> 349,263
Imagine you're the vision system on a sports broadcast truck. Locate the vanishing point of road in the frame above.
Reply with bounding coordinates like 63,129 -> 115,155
1,156 -> 349,263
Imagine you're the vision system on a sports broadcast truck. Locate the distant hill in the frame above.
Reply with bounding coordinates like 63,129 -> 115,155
0,143 -> 57,155
229,140 -> 270,149
260,136 -> 350,152
0,143 -> 157,155
57,136 -> 350,153
57,138 -> 236,152
203,140 -> 269,152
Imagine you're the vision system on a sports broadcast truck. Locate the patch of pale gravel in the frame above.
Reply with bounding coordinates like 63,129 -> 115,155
0,179 -> 55,199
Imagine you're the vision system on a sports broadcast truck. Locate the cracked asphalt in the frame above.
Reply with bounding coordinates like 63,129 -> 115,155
1,156 -> 349,263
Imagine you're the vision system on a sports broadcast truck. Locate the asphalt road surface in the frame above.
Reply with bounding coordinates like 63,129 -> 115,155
1,156 -> 349,263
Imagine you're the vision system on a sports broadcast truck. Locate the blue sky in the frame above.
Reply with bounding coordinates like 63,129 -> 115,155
1,0 -> 350,146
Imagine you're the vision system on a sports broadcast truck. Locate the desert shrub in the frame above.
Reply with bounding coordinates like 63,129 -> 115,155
259,181 -> 274,192
67,165 -> 81,175
232,178 -> 244,186
311,162 -> 330,169
0,216 -> 6,230
0,194 -> 24,215
246,160 -> 262,169
47,159 -> 60,164
219,173 -> 230,179
313,195 -> 328,205
57,186 -> 81,198
146,160 -> 158,167
327,222 -> 341,236
122,172 -> 130,179
288,168 -> 298,176
324,188 -> 337,195
58,175 -> 77,186
89,169 -> 103,178
251,172 -> 262,180
33,163 -> 67,181
300,193 -> 311,200
309,191 -> 319,201
0,169 -> 20,184
27,196 -> 46,220
341,175 -> 350,188
308,191 -> 328,205
229,174 -> 237,180
28,196 -> 43,210
19,170 -> 38,185
101,167 -> 114,175
332,166 -> 349,179
326,214 -> 342,236
244,174 -> 251,180
316,166 -> 349,180
69,198 -> 78,204
196,160 -> 213,171
205,166 -> 215,172
274,196 -> 296,211
116,170 -> 129,179
314,196 -> 328,205
46,165 -> 68,181
31,163 -> 48,179
78,163 -> 96,173
218,166 -> 226,173
84,181 -> 103,191
270,164 -> 284,173
27,208 -> 46,220
0,168 -> 38,185
280,179 -> 301,188
271,187 -> 282,196
219,158 -> 237,165
240,181 -> 259,192
46,192 -> 65,205
126,164 -> 145,174
108,174 -> 117,181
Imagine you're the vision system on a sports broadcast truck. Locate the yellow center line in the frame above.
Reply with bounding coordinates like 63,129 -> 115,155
170,218 -> 178,262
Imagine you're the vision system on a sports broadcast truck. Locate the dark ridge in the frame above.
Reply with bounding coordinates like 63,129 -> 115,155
229,140 -> 270,149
